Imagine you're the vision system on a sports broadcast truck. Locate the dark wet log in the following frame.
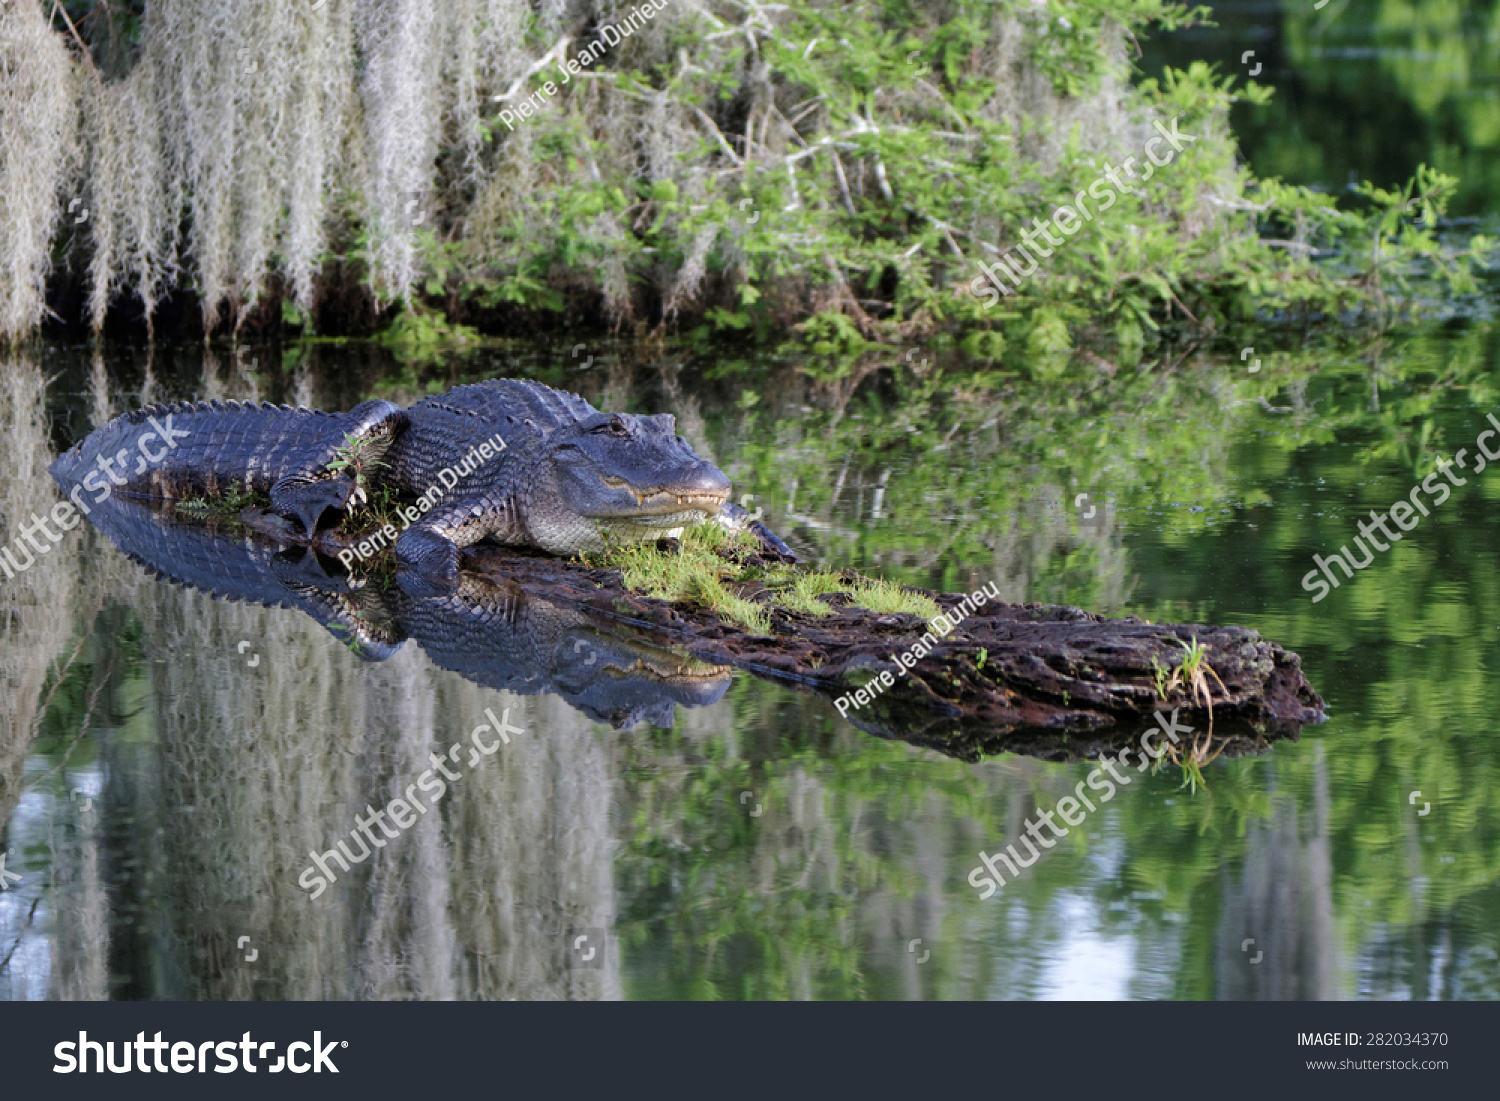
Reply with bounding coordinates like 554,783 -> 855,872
445,544 -> 1325,763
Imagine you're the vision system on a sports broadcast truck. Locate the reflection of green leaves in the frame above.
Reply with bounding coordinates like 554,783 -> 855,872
1026,309 -> 1073,359
604,319 -> 1500,998
616,676 -> 1002,998
325,622 -> 369,659
1264,0 -> 1500,216
374,306 -> 484,365
795,312 -> 877,361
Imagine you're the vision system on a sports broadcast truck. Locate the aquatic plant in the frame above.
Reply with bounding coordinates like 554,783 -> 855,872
326,430 -> 390,500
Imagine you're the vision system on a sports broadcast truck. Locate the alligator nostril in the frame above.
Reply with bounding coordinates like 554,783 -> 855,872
690,463 -> 732,499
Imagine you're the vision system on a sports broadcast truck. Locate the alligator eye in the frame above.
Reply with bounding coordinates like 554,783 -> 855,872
593,416 -> 629,437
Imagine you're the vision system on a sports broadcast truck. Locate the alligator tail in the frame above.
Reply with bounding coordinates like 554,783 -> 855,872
49,399 -> 406,509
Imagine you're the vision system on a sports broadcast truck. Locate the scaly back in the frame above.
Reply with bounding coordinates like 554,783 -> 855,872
385,379 -> 599,489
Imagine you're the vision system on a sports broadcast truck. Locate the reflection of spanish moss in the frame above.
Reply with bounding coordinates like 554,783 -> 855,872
0,355 -> 81,838
47,811 -> 110,1001
443,689 -> 620,1000
0,354 -> 112,1003
6,355 -> 632,999
96,566 -> 625,1000
1215,744 -> 1337,1000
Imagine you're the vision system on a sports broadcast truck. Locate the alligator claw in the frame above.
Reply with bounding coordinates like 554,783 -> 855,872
270,472 -> 363,537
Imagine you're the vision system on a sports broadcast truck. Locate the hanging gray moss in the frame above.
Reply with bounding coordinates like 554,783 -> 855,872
0,1 -> 78,341
0,0 -> 1486,345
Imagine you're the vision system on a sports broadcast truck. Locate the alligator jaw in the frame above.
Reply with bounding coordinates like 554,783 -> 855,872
591,510 -> 717,546
596,479 -> 730,517
583,482 -> 729,539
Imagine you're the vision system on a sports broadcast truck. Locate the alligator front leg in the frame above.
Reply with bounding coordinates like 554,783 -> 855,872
268,399 -> 408,538
392,498 -> 508,591
270,471 -> 363,538
391,487 -> 528,590
394,522 -> 462,586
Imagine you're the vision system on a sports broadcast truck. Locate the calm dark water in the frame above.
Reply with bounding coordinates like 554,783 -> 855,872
2,318 -> 1498,1001
4,1 -> 1499,1000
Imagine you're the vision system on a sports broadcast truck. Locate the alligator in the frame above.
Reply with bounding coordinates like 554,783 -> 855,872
50,378 -> 793,581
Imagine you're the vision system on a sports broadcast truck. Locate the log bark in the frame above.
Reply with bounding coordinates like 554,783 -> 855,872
453,545 -> 1325,764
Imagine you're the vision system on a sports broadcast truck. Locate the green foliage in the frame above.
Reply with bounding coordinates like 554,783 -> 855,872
12,0 -> 1492,350
325,431 -> 389,499
174,486 -> 268,514
440,0 -> 1490,360
374,306 -> 484,364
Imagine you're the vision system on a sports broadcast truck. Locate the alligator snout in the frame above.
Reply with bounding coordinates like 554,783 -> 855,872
676,461 -> 732,502
607,461 -> 731,512
640,461 -> 731,512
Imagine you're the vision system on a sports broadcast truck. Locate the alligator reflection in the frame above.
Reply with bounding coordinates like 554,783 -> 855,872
82,493 -> 731,729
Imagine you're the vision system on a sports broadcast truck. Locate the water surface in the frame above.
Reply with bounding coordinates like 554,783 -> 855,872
2,320 -> 1497,1001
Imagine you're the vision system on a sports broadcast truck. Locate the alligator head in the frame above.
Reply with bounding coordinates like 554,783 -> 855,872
538,411 -> 732,552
